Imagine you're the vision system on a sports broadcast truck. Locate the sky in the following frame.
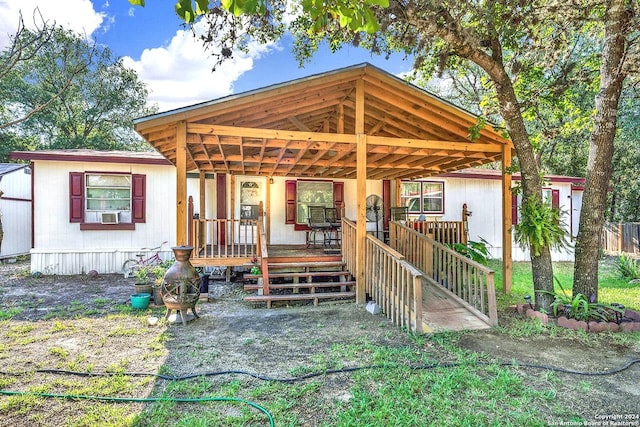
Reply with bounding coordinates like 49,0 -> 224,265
0,0 -> 413,113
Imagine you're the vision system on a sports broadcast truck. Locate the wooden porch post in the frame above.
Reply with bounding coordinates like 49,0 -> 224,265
501,144 -> 513,293
355,79 -> 367,304
176,120 -> 187,246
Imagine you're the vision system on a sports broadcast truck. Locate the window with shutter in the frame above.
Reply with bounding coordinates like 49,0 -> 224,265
69,172 -> 146,229
285,180 -> 344,229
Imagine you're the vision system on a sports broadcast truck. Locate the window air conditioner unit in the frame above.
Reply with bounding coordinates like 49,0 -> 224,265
100,212 -> 118,224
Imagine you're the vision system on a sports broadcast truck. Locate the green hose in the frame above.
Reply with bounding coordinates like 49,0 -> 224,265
0,390 -> 275,427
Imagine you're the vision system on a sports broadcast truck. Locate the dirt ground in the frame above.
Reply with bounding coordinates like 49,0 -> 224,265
0,257 -> 639,425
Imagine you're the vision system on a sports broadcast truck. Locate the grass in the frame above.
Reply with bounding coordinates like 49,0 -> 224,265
489,257 -> 640,311
1,257 -> 638,426
127,334 -> 560,427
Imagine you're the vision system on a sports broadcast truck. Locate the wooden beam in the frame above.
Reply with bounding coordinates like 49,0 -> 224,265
367,135 -> 503,153
188,123 -> 357,144
176,120 -> 187,245
355,79 -> 367,305
501,144 -> 513,293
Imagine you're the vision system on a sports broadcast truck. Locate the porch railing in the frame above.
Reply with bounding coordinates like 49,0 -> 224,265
390,221 -> 497,326
404,220 -> 467,245
256,208 -> 270,295
342,219 -> 424,333
190,218 -> 259,263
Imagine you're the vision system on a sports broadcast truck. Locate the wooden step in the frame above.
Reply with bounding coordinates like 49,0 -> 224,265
244,291 -> 356,307
244,270 -> 351,280
265,261 -> 345,269
244,281 -> 356,291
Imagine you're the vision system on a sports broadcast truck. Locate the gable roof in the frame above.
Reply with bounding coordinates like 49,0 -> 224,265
134,63 -> 512,180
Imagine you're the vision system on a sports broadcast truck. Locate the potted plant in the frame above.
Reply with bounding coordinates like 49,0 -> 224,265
151,261 -> 172,306
133,267 -> 153,295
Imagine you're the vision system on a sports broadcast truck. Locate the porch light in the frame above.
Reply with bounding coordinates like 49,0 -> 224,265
611,303 -> 625,324
524,295 -> 533,309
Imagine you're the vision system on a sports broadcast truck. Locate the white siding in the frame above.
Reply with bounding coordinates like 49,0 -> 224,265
0,166 -> 32,258
441,177 -> 578,262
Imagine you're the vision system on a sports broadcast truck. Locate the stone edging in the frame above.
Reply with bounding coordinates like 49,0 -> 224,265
514,304 -> 640,332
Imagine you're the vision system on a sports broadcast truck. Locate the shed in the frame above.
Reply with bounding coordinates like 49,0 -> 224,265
0,163 -> 32,259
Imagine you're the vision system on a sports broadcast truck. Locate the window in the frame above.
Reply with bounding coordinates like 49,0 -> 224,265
400,181 -> 444,214
285,180 -> 344,229
296,181 -> 334,224
70,172 -> 145,229
86,174 -> 131,213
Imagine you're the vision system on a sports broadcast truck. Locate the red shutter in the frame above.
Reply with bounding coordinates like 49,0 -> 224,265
131,174 -> 146,223
551,189 -> 560,211
552,189 -> 560,225
511,194 -> 518,225
69,172 -> 84,223
285,180 -> 297,224
333,181 -> 344,217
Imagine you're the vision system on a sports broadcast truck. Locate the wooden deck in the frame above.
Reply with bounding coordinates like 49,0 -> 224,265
420,279 -> 492,332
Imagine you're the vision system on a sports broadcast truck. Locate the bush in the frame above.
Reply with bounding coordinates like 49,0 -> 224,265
614,254 -> 640,280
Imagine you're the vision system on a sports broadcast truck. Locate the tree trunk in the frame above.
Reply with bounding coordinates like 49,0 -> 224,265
490,72 -> 554,311
573,0 -> 628,302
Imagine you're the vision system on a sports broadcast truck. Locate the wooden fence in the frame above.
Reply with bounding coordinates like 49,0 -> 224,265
602,222 -> 640,255
342,219 -> 424,333
390,221 -> 497,327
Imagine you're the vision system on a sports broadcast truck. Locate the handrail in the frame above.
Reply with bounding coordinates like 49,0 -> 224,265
341,218 -> 357,276
365,234 -> 424,333
256,202 -> 270,296
391,221 -> 497,327
342,218 -> 423,333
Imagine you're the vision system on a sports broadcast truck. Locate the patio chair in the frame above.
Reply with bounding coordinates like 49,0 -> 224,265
307,206 -> 331,248
390,206 -> 409,222
324,207 -> 341,246
385,206 -> 409,244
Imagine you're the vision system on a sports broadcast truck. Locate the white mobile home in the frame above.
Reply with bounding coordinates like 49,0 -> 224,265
10,150 -> 177,275
0,163 -> 32,259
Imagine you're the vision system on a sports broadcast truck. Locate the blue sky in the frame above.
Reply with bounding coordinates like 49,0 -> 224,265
0,0 -> 413,112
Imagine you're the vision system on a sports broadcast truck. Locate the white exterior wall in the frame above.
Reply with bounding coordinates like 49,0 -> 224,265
31,160 -> 176,275
0,166 -> 32,258
441,176 -> 578,262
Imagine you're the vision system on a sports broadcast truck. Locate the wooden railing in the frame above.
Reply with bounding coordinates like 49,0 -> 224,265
342,218 -> 357,278
342,219 -> 424,333
256,206 -> 270,295
390,221 -> 497,327
404,220 -> 467,245
191,218 -> 258,263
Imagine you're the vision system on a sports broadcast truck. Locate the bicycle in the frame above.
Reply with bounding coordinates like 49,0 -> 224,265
122,241 -> 168,278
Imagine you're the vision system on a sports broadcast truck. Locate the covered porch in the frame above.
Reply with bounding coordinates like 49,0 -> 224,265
133,63 -> 512,332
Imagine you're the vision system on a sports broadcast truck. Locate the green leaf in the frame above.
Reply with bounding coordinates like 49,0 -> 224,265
195,0 -> 210,14
128,0 -> 145,6
175,0 -> 195,23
